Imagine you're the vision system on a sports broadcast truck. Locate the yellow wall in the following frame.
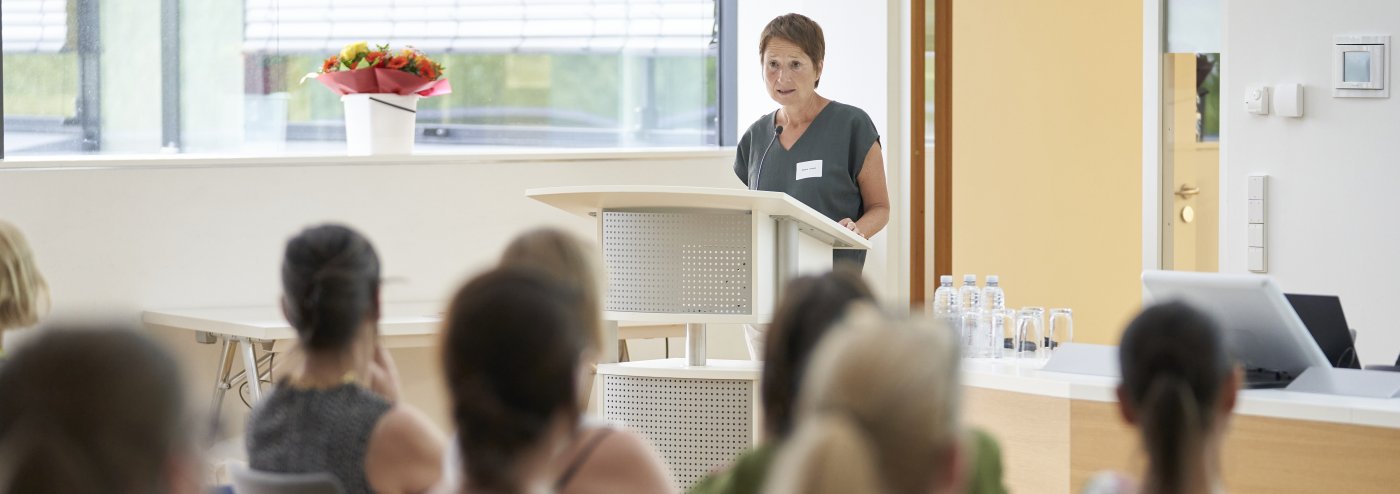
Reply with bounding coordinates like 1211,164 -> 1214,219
951,0 -> 1143,344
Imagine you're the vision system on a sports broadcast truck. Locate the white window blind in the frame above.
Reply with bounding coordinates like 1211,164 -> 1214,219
244,0 -> 715,54
1,0 -> 68,53
1166,0 -> 1221,54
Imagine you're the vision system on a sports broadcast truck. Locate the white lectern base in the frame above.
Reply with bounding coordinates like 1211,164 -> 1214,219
597,358 -> 763,491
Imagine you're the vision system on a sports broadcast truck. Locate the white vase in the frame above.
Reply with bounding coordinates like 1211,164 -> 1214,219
340,93 -> 420,156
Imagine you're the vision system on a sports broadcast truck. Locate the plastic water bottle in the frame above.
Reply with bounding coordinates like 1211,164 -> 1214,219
981,275 -> 1004,312
957,275 -> 981,355
980,275 -> 1006,357
958,274 -> 981,314
931,275 -> 958,321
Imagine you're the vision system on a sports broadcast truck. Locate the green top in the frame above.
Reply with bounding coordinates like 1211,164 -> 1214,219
734,101 -> 881,270
688,443 -> 775,494
689,428 -> 1006,494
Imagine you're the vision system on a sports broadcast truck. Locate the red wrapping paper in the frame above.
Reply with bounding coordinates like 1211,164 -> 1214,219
316,67 -> 452,97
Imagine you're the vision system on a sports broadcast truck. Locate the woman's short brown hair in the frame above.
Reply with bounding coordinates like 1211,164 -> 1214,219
759,13 -> 826,87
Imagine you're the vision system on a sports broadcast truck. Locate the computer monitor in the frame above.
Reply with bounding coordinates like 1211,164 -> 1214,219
1141,271 -> 1330,380
1284,293 -> 1361,369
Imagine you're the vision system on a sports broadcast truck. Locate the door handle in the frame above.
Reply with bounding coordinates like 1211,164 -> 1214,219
1174,184 -> 1201,199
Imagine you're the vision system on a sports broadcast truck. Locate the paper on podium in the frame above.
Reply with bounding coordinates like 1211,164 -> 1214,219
1040,343 -> 1121,378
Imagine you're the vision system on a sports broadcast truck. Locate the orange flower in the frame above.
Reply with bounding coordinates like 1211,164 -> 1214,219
386,56 -> 409,70
365,51 -> 385,67
321,55 -> 340,73
418,58 -> 438,79
347,58 -> 360,70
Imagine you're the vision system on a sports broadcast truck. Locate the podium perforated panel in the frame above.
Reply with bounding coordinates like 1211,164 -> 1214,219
602,210 -> 752,315
603,375 -> 754,490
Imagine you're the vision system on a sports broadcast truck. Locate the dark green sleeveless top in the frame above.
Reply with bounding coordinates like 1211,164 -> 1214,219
734,101 -> 880,270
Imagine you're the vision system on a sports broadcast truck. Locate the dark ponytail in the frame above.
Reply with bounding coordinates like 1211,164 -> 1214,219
281,224 -> 381,351
1138,375 -> 1205,494
442,266 -> 587,493
1119,301 -> 1231,494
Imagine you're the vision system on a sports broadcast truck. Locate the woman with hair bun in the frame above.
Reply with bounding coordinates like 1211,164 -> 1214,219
246,224 -> 445,494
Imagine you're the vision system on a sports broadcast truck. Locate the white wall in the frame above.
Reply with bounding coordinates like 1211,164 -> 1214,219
1225,0 -> 1400,364
0,151 -> 754,433
738,0 -> 905,301
0,0 -> 913,436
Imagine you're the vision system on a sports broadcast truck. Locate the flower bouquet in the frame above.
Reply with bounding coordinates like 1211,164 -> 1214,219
311,42 -> 452,155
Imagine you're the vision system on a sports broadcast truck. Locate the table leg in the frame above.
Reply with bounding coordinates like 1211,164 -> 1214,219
239,337 -> 264,402
208,337 -> 237,428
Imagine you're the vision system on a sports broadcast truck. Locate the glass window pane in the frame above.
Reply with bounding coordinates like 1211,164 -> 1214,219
3,0 -> 95,156
4,0 -> 720,158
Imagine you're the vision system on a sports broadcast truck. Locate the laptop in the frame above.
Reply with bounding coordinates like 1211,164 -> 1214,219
1284,294 -> 1361,369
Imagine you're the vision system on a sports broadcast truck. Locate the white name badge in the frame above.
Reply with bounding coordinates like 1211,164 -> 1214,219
796,160 -> 823,180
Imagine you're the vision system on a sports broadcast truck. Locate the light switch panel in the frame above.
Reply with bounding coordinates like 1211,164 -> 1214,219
1248,224 -> 1265,247
1248,247 -> 1267,272
1248,175 -> 1268,200
1248,200 -> 1265,223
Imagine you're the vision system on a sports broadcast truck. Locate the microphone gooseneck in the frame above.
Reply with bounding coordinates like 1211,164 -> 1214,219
751,125 -> 784,190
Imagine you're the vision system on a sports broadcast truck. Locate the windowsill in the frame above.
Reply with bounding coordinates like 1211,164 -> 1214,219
0,146 -> 734,171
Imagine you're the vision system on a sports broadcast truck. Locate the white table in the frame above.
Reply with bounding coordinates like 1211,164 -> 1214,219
142,303 -> 686,412
142,303 -> 444,413
961,356 -> 1400,493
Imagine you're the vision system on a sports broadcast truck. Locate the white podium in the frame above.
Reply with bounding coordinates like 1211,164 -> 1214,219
529,186 -> 869,489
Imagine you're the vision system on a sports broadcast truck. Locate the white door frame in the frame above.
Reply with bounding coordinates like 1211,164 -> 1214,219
1142,0 -> 1165,286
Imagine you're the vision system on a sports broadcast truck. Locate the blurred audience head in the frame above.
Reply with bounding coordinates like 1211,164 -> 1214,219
0,324 -> 197,494
280,224 -> 381,353
765,309 -> 963,494
1117,301 -> 1239,494
498,227 -> 604,358
762,268 -> 874,439
0,221 -> 49,336
442,266 -> 588,493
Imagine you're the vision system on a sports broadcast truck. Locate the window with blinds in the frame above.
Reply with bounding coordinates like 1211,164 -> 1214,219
243,0 -> 715,54
1,0 -> 69,53
1,0 -> 728,157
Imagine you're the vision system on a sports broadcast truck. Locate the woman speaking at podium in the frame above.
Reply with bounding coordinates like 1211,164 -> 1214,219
734,13 -> 890,357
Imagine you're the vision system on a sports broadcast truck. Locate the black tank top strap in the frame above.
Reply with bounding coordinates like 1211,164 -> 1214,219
555,426 -> 615,491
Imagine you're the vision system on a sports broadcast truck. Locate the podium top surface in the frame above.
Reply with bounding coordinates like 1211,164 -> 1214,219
527,185 -> 871,250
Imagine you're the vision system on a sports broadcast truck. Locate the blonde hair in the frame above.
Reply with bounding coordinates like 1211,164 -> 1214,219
0,221 -> 48,334
498,228 -> 605,355
763,307 -> 962,494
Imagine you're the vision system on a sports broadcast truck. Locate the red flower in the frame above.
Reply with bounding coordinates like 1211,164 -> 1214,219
365,51 -> 385,68
386,56 -> 409,70
347,58 -> 360,70
321,55 -> 340,73
418,58 -> 438,79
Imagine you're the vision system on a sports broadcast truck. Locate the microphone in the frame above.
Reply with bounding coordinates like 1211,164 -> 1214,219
751,125 -> 784,190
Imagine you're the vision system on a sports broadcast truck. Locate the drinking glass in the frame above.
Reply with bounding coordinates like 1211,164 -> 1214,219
959,311 -> 981,358
1048,308 -> 1074,355
989,308 -> 1017,359
1015,307 -> 1045,359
